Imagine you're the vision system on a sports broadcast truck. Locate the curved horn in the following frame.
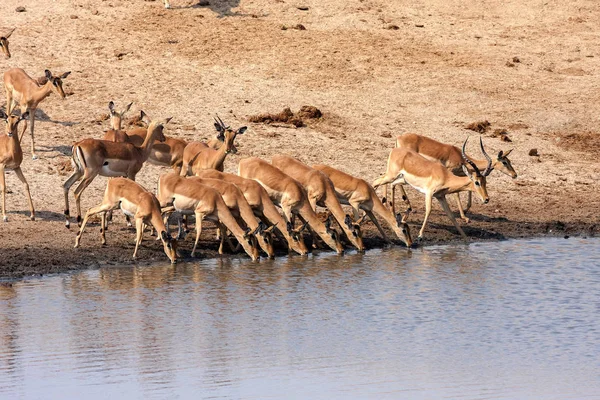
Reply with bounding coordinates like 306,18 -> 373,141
462,137 -> 481,176
479,136 -> 493,176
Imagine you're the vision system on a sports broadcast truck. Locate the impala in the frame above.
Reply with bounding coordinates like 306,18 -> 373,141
195,169 -> 310,255
180,116 -> 245,176
74,178 -> 178,263
312,164 -> 412,247
156,172 -> 260,260
372,138 -> 492,241
387,133 -> 517,221
63,114 -> 171,228
187,176 -> 276,258
238,157 -> 344,254
271,155 -> 365,252
3,68 -> 71,159
0,28 -> 15,59
0,110 -> 34,222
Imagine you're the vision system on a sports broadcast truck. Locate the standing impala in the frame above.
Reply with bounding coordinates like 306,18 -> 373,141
180,116 -> 245,176
195,169 -> 310,256
386,133 -> 517,221
0,110 -> 34,222
187,176 -> 276,258
271,155 -> 365,252
373,138 -> 492,241
63,114 -> 171,228
156,172 -> 260,260
3,68 -> 71,159
0,28 -> 15,59
312,164 -> 412,247
74,178 -> 178,264
107,101 -> 133,131
239,157 -> 344,255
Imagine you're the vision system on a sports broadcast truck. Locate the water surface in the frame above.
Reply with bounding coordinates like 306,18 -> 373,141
1,238 -> 599,399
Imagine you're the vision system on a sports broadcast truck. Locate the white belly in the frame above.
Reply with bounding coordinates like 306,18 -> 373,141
120,199 -> 138,217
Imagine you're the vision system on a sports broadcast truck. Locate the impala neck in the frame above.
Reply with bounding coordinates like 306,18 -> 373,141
31,81 -> 55,105
213,145 -> 228,169
323,187 -> 360,247
139,125 -> 160,159
371,191 -> 406,238
444,173 -> 474,195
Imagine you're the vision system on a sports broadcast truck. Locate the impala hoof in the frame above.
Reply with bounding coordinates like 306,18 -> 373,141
32,154 -> 39,160
3,216 -> 8,222
30,215 -> 35,221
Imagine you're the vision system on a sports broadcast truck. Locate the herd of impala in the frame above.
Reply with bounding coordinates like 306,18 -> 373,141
0,29 -> 517,264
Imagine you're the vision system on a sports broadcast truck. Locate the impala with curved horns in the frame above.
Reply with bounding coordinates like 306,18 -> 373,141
386,133 -> 516,221
373,137 -> 492,241
0,28 -> 15,59
3,68 -> 71,159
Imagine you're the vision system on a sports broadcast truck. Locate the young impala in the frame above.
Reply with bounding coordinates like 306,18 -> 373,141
180,116 -> 245,176
312,164 -> 412,247
3,68 -> 71,159
156,172 -> 260,260
239,157 -> 344,255
373,138 -> 492,241
195,169 -> 310,256
0,28 -> 15,59
271,155 -> 365,252
0,110 -> 35,222
74,178 -> 178,264
63,114 -> 171,228
387,133 -> 516,221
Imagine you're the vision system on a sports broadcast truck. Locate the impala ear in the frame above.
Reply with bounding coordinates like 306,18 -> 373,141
237,126 -> 247,135
164,117 -> 173,124
140,110 -> 150,124
161,231 -> 168,241
19,111 -> 29,121
497,150 -> 503,159
123,102 -> 133,114
243,227 -> 252,238
299,221 -> 309,232
254,221 -> 266,235
264,222 -> 277,233
4,28 -> 15,39
108,101 -> 115,113
344,214 -> 353,230
0,109 -> 7,120
503,149 -> 513,157
45,69 -> 52,80
214,122 -> 224,133
60,71 -> 71,79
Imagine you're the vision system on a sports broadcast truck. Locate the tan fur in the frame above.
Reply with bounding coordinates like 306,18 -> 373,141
156,172 -> 260,260
0,111 -> 34,222
74,178 -> 177,263
63,118 -> 170,228
195,169 -> 309,255
313,164 -> 412,247
187,176 -> 276,258
272,155 -> 365,252
373,147 -> 490,240
3,68 -> 71,159
239,157 -> 344,254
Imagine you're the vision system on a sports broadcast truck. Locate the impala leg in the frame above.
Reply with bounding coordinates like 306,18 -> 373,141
418,192 -> 434,241
132,217 -> 144,260
0,166 -> 6,222
73,174 -> 98,227
395,184 -> 412,222
454,193 -> 470,223
5,89 -> 14,115
75,203 -> 114,248
13,167 -> 35,221
63,169 -> 83,228
191,212 -> 205,257
100,212 -> 107,245
27,108 -> 37,160
437,196 -> 468,240
465,192 -> 473,213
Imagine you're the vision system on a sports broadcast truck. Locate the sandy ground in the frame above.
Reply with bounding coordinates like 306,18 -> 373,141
0,0 -> 599,278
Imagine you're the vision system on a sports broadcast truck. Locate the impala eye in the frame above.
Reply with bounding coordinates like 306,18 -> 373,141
475,181 -> 481,186
503,161 -> 508,165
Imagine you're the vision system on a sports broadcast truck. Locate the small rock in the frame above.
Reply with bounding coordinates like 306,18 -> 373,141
500,134 -> 512,142
297,5 -> 309,10
15,6 -> 26,12
198,0 -> 210,5
294,24 -> 306,30
513,56 -> 521,63
528,148 -> 539,156
415,24 -> 424,28
70,15 -> 78,19
380,132 -> 392,138
385,24 -> 400,30
92,10 -> 99,15
506,61 -> 515,67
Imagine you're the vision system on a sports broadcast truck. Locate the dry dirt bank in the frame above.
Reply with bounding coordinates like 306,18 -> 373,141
0,0 -> 599,279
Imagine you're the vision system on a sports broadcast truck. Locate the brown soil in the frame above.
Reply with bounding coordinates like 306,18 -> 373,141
1,0 -> 599,279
